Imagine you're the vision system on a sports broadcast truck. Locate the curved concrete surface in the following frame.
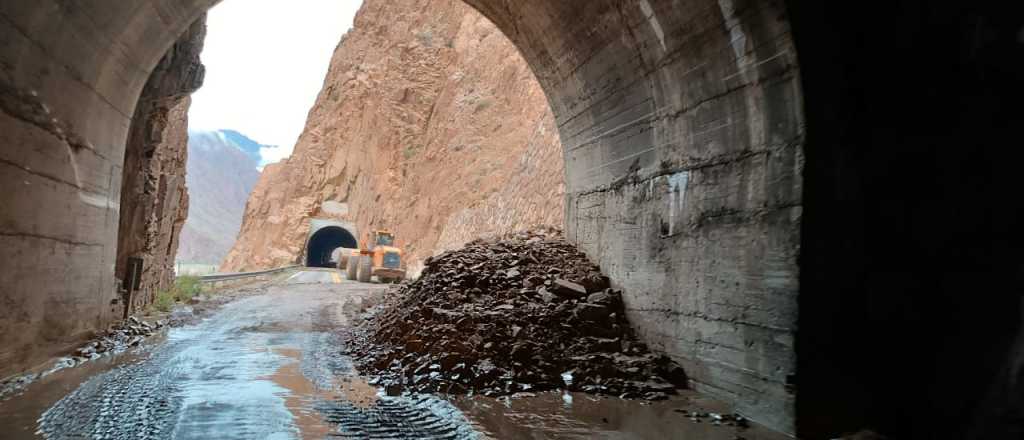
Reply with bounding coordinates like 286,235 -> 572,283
3,1 -> 1023,437
0,3 -> 803,431
305,226 -> 358,268
305,219 -> 359,268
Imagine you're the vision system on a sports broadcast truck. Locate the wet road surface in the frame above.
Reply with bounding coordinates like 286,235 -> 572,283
285,270 -> 344,285
0,270 -> 788,439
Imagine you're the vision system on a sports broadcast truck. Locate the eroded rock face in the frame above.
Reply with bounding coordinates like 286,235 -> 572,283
115,17 -> 207,313
221,0 -> 563,273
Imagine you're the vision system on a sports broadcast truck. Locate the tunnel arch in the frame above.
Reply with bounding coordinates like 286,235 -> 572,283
0,0 -> 804,434
4,1 -> 1024,437
304,225 -> 358,268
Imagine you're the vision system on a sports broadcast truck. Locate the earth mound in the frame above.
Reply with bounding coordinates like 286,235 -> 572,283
344,228 -> 687,399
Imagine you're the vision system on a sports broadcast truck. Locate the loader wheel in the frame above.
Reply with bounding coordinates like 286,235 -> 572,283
346,255 -> 358,280
357,255 -> 372,283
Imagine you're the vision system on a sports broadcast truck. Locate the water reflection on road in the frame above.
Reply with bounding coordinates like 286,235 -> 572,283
0,271 -> 786,439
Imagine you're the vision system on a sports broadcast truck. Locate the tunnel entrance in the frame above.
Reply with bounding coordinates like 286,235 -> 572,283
0,0 -> 804,433
305,226 -> 358,268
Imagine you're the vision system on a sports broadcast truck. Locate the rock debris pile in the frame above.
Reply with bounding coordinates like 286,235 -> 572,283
0,316 -> 166,400
71,316 -> 167,362
674,408 -> 750,427
345,228 -> 687,400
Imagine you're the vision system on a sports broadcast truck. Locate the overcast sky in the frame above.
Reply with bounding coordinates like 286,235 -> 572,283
189,0 -> 363,165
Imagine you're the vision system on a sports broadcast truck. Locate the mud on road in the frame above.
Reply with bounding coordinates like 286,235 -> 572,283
0,271 -> 786,439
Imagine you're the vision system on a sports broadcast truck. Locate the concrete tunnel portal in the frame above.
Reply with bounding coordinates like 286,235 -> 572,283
0,5 -> 806,432
3,0 -> 1024,438
305,225 -> 358,268
304,219 -> 359,268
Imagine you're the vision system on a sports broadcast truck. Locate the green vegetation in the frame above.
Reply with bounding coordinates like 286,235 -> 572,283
403,145 -> 421,160
474,98 -> 493,113
415,30 -> 434,47
176,276 -> 202,301
152,276 -> 204,312
153,290 -> 175,312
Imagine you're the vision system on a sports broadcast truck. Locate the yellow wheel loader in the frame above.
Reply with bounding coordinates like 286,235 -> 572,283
345,230 -> 406,283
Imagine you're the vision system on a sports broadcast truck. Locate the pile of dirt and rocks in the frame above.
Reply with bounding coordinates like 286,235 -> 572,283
344,228 -> 687,400
72,316 -> 167,361
0,316 -> 167,400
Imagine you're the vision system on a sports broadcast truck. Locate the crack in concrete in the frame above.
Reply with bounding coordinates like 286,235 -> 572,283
0,231 -> 103,248
628,307 -> 793,333
573,139 -> 800,198
564,61 -> 797,158
0,9 -> 131,121
556,24 -> 795,135
0,79 -> 101,159
690,201 -> 802,229
0,157 -> 83,190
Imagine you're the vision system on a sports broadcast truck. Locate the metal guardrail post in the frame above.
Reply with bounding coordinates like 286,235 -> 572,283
185,265 -> 300,284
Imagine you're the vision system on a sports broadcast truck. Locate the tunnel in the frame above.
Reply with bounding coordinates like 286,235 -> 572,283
305,226 -> 358,268
1,0 -> 1023,438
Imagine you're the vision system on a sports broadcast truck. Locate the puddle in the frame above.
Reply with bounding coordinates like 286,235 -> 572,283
262,346 -> 377,438
1,277 -> 788,440
453,391 -> 789,440
22,284 -> 477,439
0,344 -> 158,440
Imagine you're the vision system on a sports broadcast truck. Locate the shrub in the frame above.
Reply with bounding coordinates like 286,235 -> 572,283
150,276 -> 203,313
415,30 -> 434,47
474,98 -> 493,113
174,276 -> 202,302
153,289 -> 175,312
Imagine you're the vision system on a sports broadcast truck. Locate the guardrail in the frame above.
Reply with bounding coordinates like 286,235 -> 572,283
192,265 -> 300,284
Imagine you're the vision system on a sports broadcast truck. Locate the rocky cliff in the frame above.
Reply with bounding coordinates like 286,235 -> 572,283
222,0 -> 563,273
176,130 -> 263,266
115,17 -> 206,313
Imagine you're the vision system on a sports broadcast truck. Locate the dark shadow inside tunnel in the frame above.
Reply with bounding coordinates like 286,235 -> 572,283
305,226 -> 358,268
789,0 -> 1024,438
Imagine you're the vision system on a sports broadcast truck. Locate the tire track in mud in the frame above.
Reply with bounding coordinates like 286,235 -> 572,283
318,395 -> 477,439
36,283 -> 480,439
36,297 -> 260,440
36,341 -> 188,439
305,306 -> 479,439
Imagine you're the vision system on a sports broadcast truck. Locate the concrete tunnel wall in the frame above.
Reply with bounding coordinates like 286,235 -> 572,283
0,0 -> 803,433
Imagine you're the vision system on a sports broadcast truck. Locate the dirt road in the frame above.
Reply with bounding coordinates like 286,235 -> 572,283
0,270 -> 785,439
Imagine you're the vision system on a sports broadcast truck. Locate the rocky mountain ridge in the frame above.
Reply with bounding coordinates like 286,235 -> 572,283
176,129 -> 264,266
222,0 -> 564,273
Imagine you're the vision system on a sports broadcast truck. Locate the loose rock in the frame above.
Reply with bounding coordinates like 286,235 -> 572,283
0,316 -> 167,400
343,228 -> 687,399
552,279 -> 587,298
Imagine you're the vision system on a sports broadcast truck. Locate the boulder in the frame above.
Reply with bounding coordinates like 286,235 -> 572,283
552,279 -> 587,298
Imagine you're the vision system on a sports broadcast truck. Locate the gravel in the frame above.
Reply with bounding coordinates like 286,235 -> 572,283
344,228 -> 688,400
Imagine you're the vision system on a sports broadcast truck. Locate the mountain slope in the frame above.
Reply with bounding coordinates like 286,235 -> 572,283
222,0 -> 564,273
176,130 -> 264,265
